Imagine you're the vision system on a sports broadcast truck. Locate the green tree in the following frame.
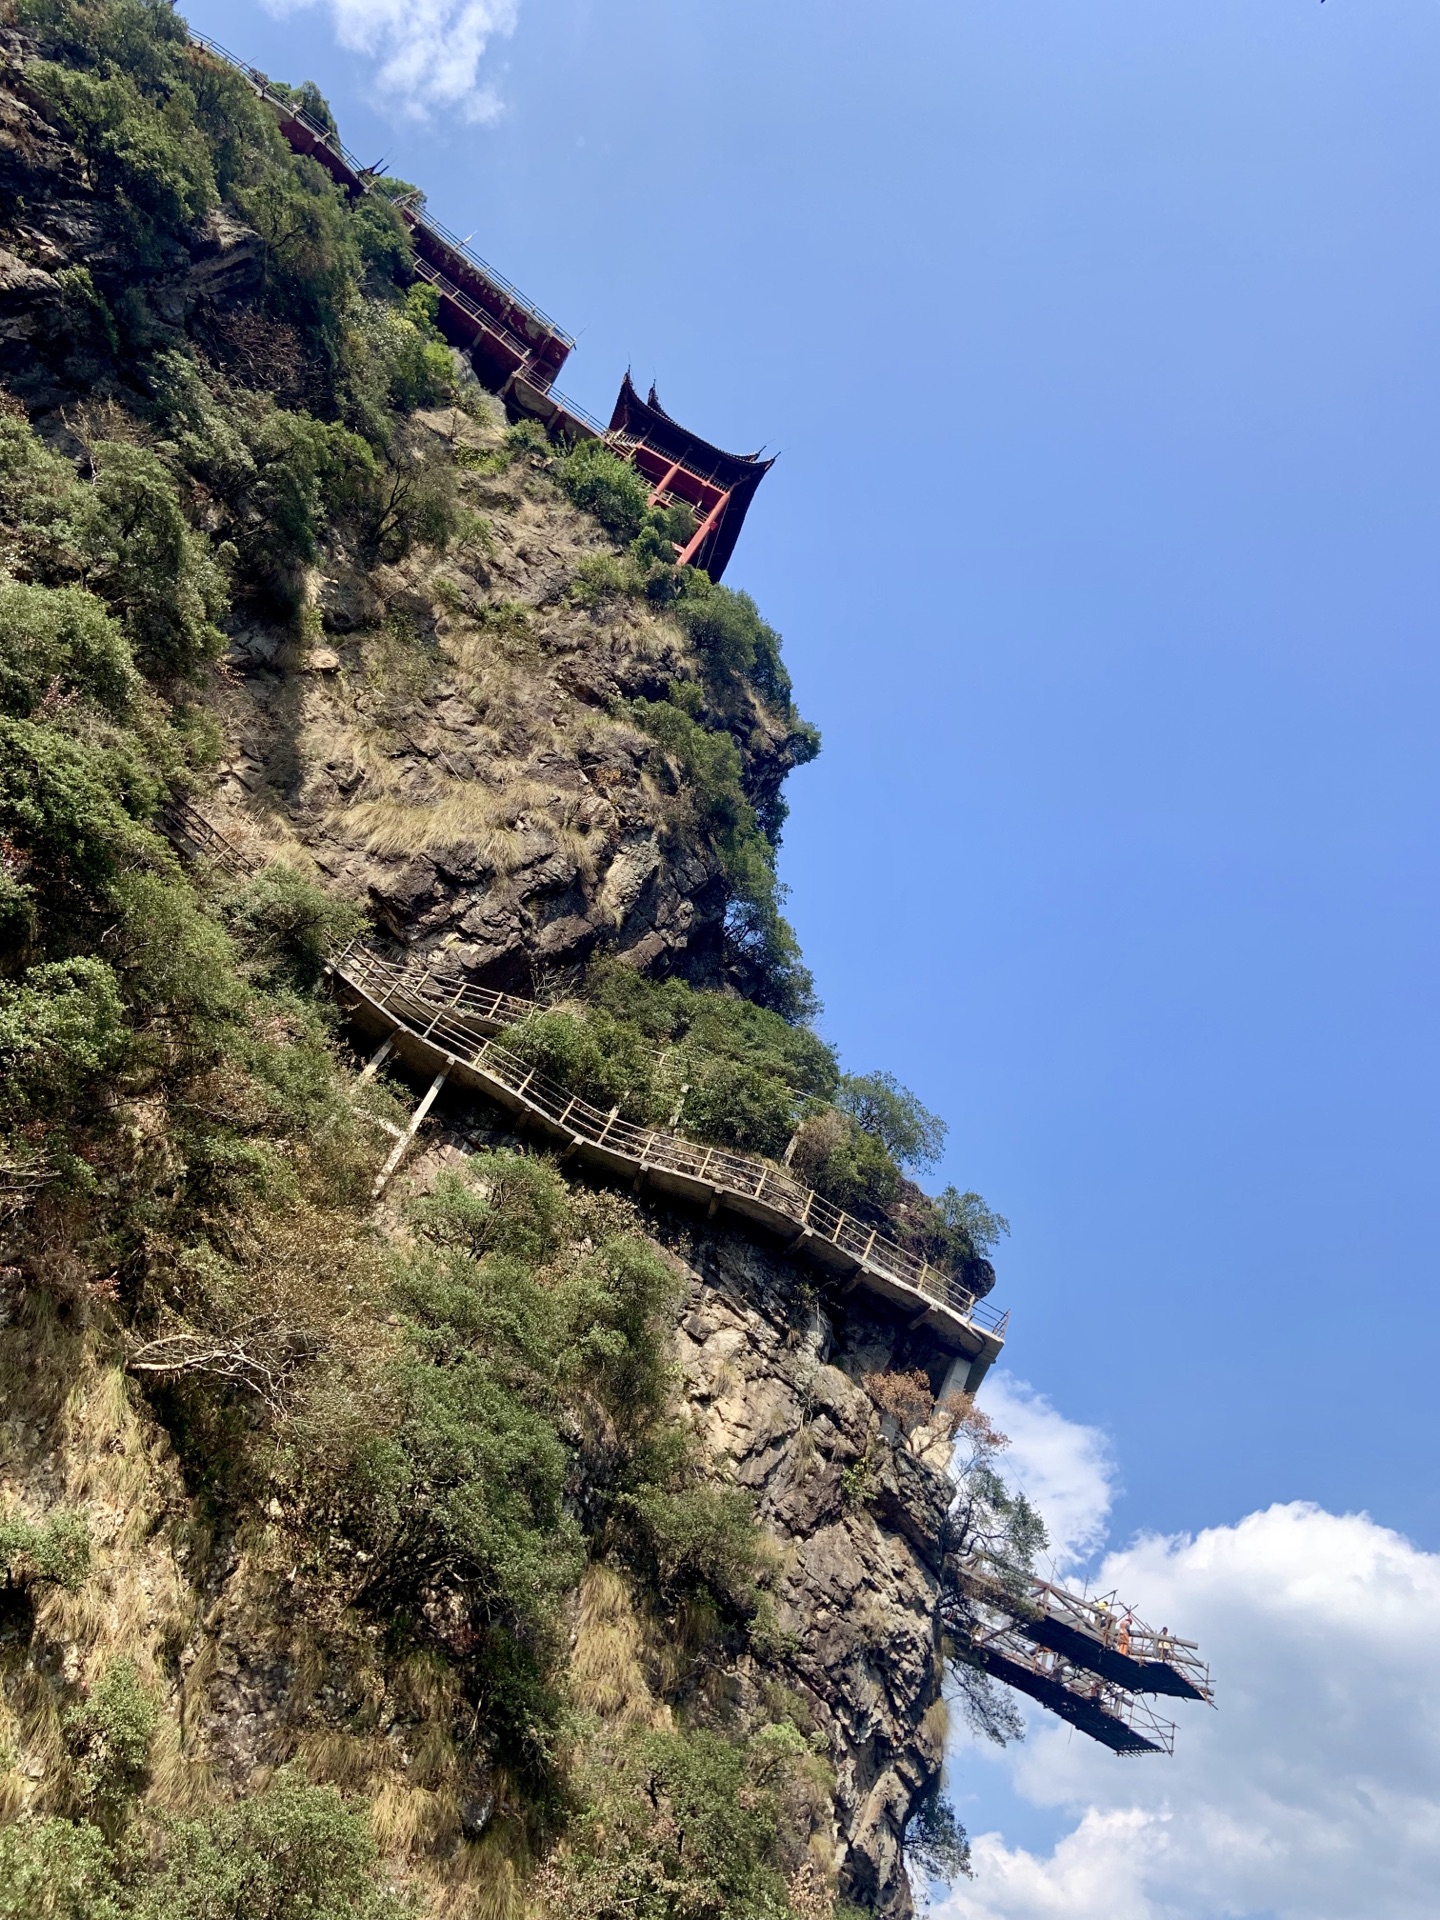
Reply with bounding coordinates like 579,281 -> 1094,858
836,1070 -> 946,1172
221,866 -> 365,993
76,442 -> 228,677
64,1658 -> 159,1830
0,582 -> 137,719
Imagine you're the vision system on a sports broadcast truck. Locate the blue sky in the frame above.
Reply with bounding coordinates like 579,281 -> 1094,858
183,2 -> 1440,1910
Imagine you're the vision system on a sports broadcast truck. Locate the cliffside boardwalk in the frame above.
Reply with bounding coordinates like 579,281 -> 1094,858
951,1568 -> 1214,1755
331,940 -> 1009,1390
162,802 -> 1007,1392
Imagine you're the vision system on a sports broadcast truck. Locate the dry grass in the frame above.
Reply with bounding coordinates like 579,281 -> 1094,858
370,1776 -> 462,1859
920,1694 -> 951,1756
337,776 -> 599,880
570,1564 -> 656,1731
299,1728 -> 398,1792
414,1818 -> 534,1920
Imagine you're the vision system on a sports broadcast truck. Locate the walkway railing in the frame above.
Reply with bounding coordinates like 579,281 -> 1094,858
969,1622 -> 1179,1756
408,256 -> 544,380
186,31 -> 573,352
955,1563 -> 1212,1705
331,940 -> 1008,1349
159,800 -> 1006,1364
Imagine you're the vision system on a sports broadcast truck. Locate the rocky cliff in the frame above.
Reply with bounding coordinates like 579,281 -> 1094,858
0,9 -> 999,1916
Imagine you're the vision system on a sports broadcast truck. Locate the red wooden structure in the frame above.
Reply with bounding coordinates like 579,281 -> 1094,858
188,33 -> 769,580
604,375 -> 774,582
189,34 -> 574,397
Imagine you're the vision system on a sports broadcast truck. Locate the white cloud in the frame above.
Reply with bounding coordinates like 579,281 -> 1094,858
266,0 -> 519,120
977,1371 -> 1117,1573
938,1502 -> 1440,1920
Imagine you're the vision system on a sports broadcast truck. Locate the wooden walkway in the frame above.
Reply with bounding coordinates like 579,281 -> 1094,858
329,942 -> 1007,1387
159,801 -> 1006,1384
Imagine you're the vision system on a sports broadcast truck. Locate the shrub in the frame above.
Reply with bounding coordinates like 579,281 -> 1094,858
682,1056 -> 795,1159
504,417 -> 550,459
0,398 -> 81,580
0,1506 -> 91,1590
787,1107 -> 900,1218
0,1817 -> 122,1920
506,966 -> 838,1161
363,438 -> 459,561
557,439 -> 649,542
54,265 -> 119,371
542,1725 -> 828,1920
671,574 -> 797,715
502,1006 -> 658,1122
221,865 -> 365,992
626,696 -> 765,890
569,552 -> 637,607
235,160 -> 362,359
0,1774 -> 409,1920
0,718 -> 159,922
186,44 -> 288,197
312,1158 -> 683,1780
0,958 -> 130,1114
75,442 -> 228,677
149,355 -> 376,590
135,1771 -> 409,1920
64,1658 -> 159,1828
625,1482 -> 766,1615
0,582 -> 137,719
28,60 -> 216,268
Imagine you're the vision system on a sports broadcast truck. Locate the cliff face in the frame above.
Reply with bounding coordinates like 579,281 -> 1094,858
196,411 -> 957,1905
204,397 -> 796,993
667,1233 -> 954,1911
0,13 -> 974,1917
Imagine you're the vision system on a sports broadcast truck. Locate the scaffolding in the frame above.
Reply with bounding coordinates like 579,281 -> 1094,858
970,1626 -> 1179,1756
958,1567 -> 1212,1703
946,1560 -> 1213,1755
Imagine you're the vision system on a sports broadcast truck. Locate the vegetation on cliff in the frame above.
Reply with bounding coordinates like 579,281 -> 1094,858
0,4 -> 1039,1914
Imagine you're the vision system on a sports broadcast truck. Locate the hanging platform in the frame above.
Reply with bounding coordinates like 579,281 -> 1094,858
971,1626 -> 1179,1756
957,1568 -> 1213,1703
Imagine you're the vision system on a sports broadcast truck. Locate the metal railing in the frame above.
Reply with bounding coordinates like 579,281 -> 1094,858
533,386 -> 608,436
955,1562 -> 1213,1704
161,799 -> 263,881
970,1622 -> 1179,1756
185,30 -> 572,352
332,941 -> 1008,1344
606,430 -> 743,496
405,208 -> 574,350
409,256 -> 540,377
188,31 -> 372,177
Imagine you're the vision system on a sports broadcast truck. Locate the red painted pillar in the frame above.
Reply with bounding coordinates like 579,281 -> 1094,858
677,488 -> 732,569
